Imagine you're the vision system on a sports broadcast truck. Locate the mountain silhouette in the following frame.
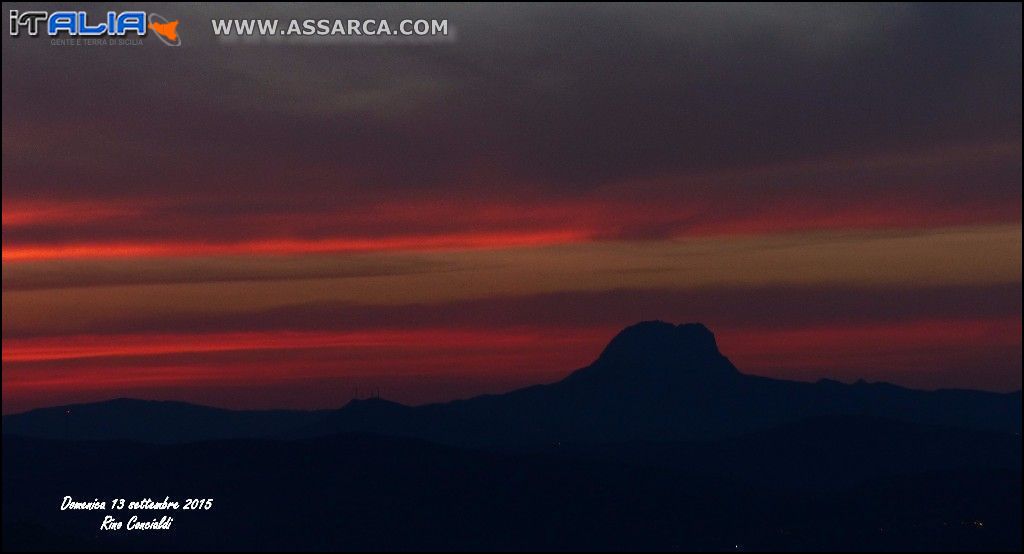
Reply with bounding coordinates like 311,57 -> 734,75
4,321 -> 1020,445
3,321 -> 1021,551
298,321 -> 1020,445
586,321 -> 736,376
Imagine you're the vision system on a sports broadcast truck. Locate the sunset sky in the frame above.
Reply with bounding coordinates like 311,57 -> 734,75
2,3 -> 1021,413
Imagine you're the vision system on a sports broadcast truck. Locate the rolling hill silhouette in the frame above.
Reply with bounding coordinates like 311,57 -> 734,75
2,398 -> 325,443
4,322 -> 1020,445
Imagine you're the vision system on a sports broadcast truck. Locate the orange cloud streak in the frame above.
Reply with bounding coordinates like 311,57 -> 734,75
2,200 -> 152,227
1,230 -> 591,262
1,328 -> 605,364
4,191 -> 1020,263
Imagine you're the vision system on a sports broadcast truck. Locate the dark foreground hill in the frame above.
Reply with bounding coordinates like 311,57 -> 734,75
3,420 -> 1021,551
5,322 -> 1020,446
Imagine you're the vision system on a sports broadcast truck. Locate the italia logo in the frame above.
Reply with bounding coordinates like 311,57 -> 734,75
8,10 -> 181,46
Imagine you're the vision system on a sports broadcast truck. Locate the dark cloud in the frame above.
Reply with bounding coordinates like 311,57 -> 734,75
3,3 -> 1020,208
